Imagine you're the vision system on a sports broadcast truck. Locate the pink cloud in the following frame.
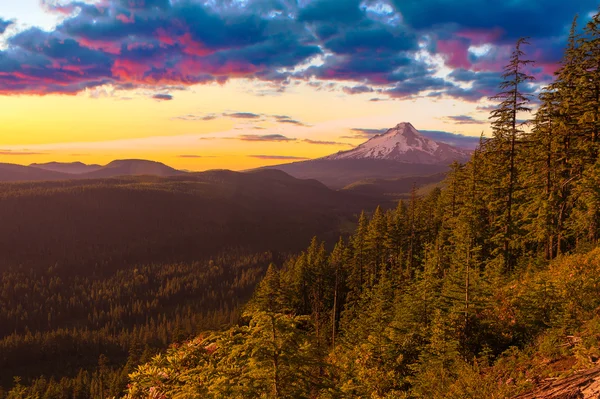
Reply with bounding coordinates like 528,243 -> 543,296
456,28 -> 504,45
116,13 -> 135,24
437,39 -> 471,69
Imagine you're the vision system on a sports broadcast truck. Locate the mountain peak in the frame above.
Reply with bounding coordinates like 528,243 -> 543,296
393,121 -> 416,129
325,122 -> 471,164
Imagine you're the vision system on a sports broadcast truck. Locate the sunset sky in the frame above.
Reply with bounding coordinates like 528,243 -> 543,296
0,0 -> 597,170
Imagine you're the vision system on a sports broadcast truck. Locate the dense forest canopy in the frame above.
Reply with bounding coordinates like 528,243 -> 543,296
0,170 -> 375,398
119,10 -> 600,399
6,8 -> 600,399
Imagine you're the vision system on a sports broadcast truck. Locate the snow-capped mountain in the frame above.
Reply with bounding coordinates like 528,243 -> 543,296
325,122 -> 471,164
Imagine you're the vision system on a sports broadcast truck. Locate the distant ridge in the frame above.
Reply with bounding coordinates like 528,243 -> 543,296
79,159 -> 184,179
0,163 -> 71,182
31,161 -> 102,174
0,159 -> 184,182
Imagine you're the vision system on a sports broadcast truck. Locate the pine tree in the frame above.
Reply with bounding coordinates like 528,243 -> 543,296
487,37 -> 536,270
347,212 -> 369,301
329,237 -> 347,350
365,206 -> 388,284
252,263 -> 284,313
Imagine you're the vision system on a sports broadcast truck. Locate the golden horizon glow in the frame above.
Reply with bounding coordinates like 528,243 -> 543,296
0,79 -> 491,171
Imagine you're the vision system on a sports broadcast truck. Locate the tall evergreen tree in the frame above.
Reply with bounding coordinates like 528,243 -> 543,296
487,37 -> 536,270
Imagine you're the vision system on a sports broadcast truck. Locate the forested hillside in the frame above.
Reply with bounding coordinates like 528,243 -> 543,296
0,169 -> 374,272
0,170 -> 377,398
118,12 -> 600,399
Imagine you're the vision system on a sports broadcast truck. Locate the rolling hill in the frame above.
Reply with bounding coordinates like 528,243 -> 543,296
79,159 -> 184,179
0,169 -> 374,273
0,159 -> 184,182
30,161 -> 103,174
0,163 -> 71,182
342,172 -> 447,199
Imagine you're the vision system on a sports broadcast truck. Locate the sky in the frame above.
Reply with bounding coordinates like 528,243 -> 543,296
0,0 -> 597,171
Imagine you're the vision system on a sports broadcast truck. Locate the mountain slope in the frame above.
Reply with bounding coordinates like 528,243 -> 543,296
326,122 -> 471,164
0,160 -> 184,182
0,170 -> 374,273
266,159 -> 450,189
263,122 -> 471,188
31,161 -> 102,174
0,163 -> 71,182
342,172 -> 447,199
79,159 -> 184,178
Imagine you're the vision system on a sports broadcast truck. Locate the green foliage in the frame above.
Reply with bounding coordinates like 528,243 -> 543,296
14,8 -> 600,399
124,310 -> 327,399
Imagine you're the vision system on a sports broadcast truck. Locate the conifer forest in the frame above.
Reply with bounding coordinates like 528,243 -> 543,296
6,7 -> 600,399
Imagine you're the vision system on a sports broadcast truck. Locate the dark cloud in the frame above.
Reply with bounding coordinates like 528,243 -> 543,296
0,0 -> 594,100
340,127 -> 388,140
298,0 -> 364,24
369,97 -> 391,102
272,115 -> 307,126
249,155 -> 308,160
225,112 -> 262,119
352,128 -> 388,135
420,130 -> 483,150
152,93 -> 173,100
0,19 -> 14,35
174,112 -> 308,126
238,134 -> 296,142
174,114 -> 217,121
391,0 -> 597,42
443,115 -> 486,124
0,0 -> 319,94
386,76 -> 452,98
277,118 -> 306,126
343,85 -> 374,95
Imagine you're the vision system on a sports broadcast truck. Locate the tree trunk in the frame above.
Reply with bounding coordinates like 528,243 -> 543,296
513,366 -> 600,398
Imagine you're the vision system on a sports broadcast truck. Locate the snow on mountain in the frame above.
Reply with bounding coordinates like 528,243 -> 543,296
325,122 -> 472,164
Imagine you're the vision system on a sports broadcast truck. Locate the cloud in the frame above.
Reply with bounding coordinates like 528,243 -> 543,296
443,115 -> 486,124
303,139 -> 352,146
476,104 -> 497,112
386,76 -> 453,99
238,134 -> 296,142
0,18 -> 14,35
152,93 -> 173,101
276,118 -> 307,126
420,130 -> 483,149
369,97 -> 390,102
249,155 -> 309,160
0,150 -> 46,155
0,1 -> 320,95
225,112 -> 262,119
391,0 -> 596,42
174,112 -> 309,127
341,127 -> 388,139
174,114 -> 217,121
342,85 -> 375,95
0,0 -> 595,100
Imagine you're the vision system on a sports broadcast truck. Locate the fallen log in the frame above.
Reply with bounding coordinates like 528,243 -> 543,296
513,366 -> 600,399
